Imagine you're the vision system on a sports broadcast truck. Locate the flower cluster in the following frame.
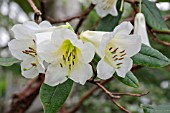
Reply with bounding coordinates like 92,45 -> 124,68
8,21 -> 142,86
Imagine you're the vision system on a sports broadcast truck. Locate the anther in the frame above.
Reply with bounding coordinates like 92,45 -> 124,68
114,58 -> 118,61
109,47 -> 112,51
111,48 -> 118,54
120,53 -> 126,57
33,40 -> 35,43
117,63 -> 123,65
120,50 -> 125,53
31,63 -> 37,66
112,55 -> 117,59
60,63 -> 63,68
72,61 -> 74,65
69,64 -> 71,70
63,55 -> 65,60
118,58 -> 124,60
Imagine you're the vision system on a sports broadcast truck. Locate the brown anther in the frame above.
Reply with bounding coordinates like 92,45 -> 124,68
73,55 -> 75,59
72,61 -> 74,65
118,58 -> 124,60
117,63 -> 123,65
31,63 -> 37,66
111,48 -> 118,54
60,63 -> 63,68
114,58 -> 118,61
33,40 -> 35,43
109,47 -> 112,51
120,53 -> 126,57
120,50 -> 125,53
69,64 -> 71,70
63,55 -> 65,60
112,55 -> 117,59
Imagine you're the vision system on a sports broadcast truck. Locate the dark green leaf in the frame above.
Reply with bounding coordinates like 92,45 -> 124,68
0,57 -> 21,66
115,71 -> 139,88
142,104 -> 170,113
132,44 -> 170,67
142,0 -> 170,32
40,79 -> 73,113
96,0 -> 122,31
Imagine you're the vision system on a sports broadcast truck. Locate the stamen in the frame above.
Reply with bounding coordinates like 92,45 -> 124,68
60,63 -> 63,68
120,50 -> 125,53
112,55 -> 117,59
72,61 -> 74,65
118,58 -> 124,60
63,55 -> 65,61
109,47 -> 112,51
120,53 -> 126,57
69,64 -> 71,70
111,48 -> 118,54
114,58 -> 118,61
31,63 -> 37,66
117,63 -> 123,65
33,40 -> 35,43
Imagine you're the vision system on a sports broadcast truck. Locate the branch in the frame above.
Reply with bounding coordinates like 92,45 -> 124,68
112,92 -> 149,97
43,4 -> 95,24
4,74 -> 45,113
28,0 -> 42,23
66,79 -> 111,113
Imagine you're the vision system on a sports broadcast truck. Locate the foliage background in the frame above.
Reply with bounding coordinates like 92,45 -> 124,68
0,0 -> 170,113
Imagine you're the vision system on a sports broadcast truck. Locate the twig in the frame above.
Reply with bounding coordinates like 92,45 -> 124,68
112,99 -> 131,113
4,74 -> 45,113
89,62 -> 97,81
151,29 -> 170,35
112,92 -> 149,97
66,79 -> 112,113
28,0 -> 42,23
44,4 -> 95,24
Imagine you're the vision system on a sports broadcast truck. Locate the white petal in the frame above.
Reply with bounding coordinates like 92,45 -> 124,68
37,40 -> 59,63
23,21 -> 39,30
112,34 -> 141,57
51,28 -> 77,48
97,58 -> 115,79
21,58 -> 39,78
95,4 -> 109,17
39,21 -> 52,28
80,31 -> 107,53
11,24 -> 34,39
35,31 -> 52,45
77,42 -> 95,63
134,13 -> 151,47
44,64 -> 68,86
91,0 -> 102,4
69,63 -> 92,85
115,57 -> 132,78
109,0 -> 118,16
113,21 -> 133,36
8,39 -> 34,60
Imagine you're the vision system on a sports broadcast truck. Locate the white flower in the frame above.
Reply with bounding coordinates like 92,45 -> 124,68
91,0 -> 118,17
80,22 -> 141,79
8,21 -> 55,78
134,13 -> 151,47
37,27 -> 95,86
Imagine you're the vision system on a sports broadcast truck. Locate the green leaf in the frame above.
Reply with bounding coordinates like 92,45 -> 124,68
142,0 -> 170,32
0,57 -> 21,66
40,79 -> 73,113
132,44 -> 170,68
96,0 -> 122,31
115,71 -> 139,88
142,104 -> 170,113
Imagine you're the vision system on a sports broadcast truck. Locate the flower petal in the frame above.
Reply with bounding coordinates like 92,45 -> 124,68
115,57 -> 132,78
95,3 -> 110,17
21,58 -> 39,78
97,58 -> 115,79
109,0 -> 118,16
113,21 -> 133,36
51,28 -> 77,48
44,63 -> 68,86
91,0 -> 102,4
8,39 -> 34,60
77,42 -> 95,63
39,21 -> 52,28
111,34 -> 141,57
69,62 -> 92,85
37,40 -> 59,63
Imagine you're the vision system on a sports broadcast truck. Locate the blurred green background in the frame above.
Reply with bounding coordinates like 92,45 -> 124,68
0,0 -> 170,113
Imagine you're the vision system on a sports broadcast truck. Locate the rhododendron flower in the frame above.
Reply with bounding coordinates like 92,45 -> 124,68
37,27 -> 95,86
8,21 -> 55,78
91,0 -> 118,17
80,22 -> 141,79
134,13 -> 151,47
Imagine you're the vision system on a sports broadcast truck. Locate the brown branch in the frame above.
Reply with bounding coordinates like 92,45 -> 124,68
28,0 -> 42,23
4,74 -> 45,113
112,92 -> 149,97
43,4 -> 95,24
163,15 -> 170,21
151,29 -> 170,35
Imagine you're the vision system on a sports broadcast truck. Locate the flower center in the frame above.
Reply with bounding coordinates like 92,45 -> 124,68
102,0 -> 115,10
59,39 -> 78,72
22,40 -> 37,57
105,45 -> 126,69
